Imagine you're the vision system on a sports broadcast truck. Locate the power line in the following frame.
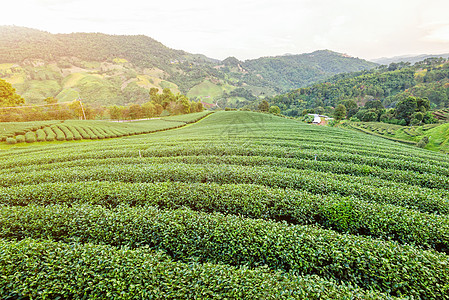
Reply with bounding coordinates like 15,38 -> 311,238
0,101 -> 74,110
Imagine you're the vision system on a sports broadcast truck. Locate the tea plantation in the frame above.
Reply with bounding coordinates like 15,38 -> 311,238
1,111 -> 448,299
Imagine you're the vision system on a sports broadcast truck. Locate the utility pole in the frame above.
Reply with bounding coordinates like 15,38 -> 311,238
78,97 -> 86,120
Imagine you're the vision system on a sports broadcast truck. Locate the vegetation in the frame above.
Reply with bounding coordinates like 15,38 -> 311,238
1,111 -> 449,298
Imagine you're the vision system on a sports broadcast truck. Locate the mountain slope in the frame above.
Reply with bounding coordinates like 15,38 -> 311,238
0,26 -> 378,106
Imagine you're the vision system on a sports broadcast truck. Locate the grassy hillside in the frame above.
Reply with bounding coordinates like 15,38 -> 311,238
0,26 -> 378,107
1,111 -> 448,299
343,121 -> 449,153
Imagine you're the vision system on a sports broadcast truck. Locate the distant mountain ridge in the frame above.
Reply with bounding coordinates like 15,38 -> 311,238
371,53 -> 449,65
0,26 -> 378,106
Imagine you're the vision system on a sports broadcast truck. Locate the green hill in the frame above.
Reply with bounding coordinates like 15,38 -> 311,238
1,111 -> 449,298
0,26 -> 377,106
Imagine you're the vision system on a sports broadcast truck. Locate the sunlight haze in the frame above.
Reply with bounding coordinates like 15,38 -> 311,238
3,0 -> 449,60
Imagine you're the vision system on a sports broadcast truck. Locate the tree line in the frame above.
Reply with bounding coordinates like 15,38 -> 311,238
0,79 -> 203,122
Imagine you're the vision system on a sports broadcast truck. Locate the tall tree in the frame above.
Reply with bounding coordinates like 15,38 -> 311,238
258,100 -> 269,112
334,104 -> 347,121
0,78 -> 25,107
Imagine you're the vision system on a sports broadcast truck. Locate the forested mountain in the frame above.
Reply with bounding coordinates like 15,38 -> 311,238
267,57 -> 449,117
0,26 -> 377,106
243,50 -> 377,91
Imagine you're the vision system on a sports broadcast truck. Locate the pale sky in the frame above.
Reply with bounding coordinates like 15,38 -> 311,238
2,0 -> 449,61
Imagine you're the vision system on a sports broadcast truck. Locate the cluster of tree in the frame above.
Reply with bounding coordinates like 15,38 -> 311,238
108,88 -> 203,120
338,97 -> 437,125
257,100 -> 281,114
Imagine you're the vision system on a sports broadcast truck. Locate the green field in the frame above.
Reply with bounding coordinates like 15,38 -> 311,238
1,111 -> 449,299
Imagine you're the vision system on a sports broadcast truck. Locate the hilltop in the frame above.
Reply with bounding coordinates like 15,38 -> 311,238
0,26 -> 377,106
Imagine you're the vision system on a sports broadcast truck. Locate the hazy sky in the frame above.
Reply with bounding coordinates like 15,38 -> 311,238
2,0 -> 449,60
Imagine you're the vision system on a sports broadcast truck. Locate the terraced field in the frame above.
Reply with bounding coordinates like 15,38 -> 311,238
1,111 -> 449,299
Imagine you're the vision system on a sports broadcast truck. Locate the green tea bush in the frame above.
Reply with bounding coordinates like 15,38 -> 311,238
5,137 -> 16,144
1,181 -> 447,253
2,163 -> 447,215
57,124 -> 74,140
0,239 -> 392,300
0,204 -> 447,298
15,134 -> 25,143
83,127 -> 98,139
50,125 -> 66,141
73,126 -> 91,139
43,127 -> 56,141
35,129 -> 46,142
24,131 -> 36,143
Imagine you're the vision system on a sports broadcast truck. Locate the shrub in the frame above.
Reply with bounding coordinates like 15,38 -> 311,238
50,125 -> 66,141
35,129 -> 46,142
15,135 -> 25,143
417,136 -> 429,148
25,132 -> 36,143
43,127 -> 56,141
1,204 -> 447,298
6,137 -> 16,144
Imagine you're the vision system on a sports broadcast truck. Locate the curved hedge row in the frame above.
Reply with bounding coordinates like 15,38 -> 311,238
3,153 -> 446,189
43,126 -> 56,141
0,239 -> 393,300
1,112 -> 213,145
1,204 -> 447,298
1,181 -> 447,253
2,163 -> 447,215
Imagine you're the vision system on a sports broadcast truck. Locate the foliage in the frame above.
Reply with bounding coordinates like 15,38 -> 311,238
333,104 -> 346,120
